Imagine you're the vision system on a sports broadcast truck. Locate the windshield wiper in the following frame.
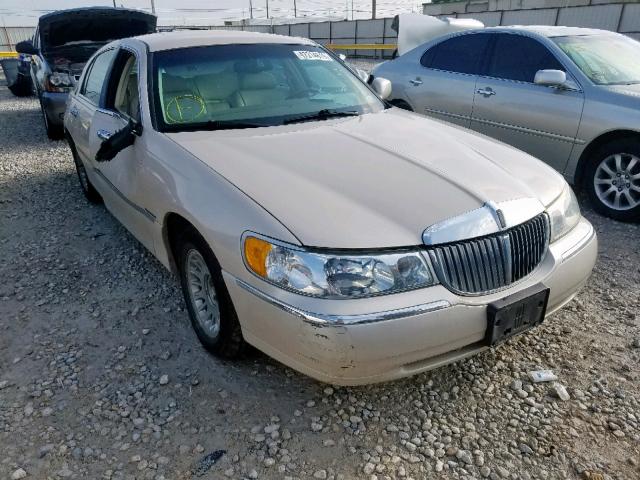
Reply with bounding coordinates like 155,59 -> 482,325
174,120 -> 267,132
283,109 -> 360,125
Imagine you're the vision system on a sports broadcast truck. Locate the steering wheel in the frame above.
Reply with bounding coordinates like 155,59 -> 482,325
165,94 -> 207,123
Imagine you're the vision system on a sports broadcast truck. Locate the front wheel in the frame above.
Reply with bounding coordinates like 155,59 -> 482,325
584,138 -> 640,222
177,231 -> 246,358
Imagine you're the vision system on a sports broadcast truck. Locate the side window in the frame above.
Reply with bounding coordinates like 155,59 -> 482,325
488,34 -> 564,83
32,27 -> 39,50
420,34 -> 490,75
114,55 -> 140,122
81,49 -> 118,105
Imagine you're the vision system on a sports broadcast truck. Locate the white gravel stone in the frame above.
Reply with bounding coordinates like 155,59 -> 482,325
11,468 -> 27,480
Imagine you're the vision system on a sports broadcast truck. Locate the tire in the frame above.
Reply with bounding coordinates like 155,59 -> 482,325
69,140 -> 102,204
583,138 -> 640,222
177,230 -> 245,358
40,98 -> 63,140
8,80 -> 32,97
390,99 -> 413,111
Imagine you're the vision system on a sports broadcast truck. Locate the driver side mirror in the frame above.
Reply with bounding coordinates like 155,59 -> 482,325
534,69 -> 567,87
371,77 -> 392,100
95,119 -> 141,162
15,40 -> 38,55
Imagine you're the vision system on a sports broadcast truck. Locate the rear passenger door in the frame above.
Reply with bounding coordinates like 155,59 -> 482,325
470,33 -> 584,171
405,33 -> 490,128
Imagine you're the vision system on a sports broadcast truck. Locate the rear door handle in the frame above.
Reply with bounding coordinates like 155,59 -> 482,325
97,129 -> 112,141
409,78 -> 423,86
477,87 -> 496,97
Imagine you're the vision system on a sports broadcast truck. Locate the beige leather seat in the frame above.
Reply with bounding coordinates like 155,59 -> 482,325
229,59 -> 288,107
193,71 -> 237,113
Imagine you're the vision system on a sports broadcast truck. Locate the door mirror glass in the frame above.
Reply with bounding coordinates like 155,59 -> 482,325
15,40 -> 37,55
534,69 -> 567,87
371,77 -> 392,100
95,120 -> 141,162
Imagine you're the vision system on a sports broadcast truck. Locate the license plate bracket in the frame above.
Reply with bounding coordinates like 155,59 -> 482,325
485,284 -> 550,346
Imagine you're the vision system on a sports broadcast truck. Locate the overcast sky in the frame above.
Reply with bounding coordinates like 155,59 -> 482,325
0,0 -> 424,26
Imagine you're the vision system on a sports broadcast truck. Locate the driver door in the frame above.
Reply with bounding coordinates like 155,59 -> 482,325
88,50 -> 156,253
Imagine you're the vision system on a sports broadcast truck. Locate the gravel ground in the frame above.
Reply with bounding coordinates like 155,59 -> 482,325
1,73 -> 639,480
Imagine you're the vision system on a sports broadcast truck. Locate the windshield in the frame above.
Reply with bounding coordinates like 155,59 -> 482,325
553,34 -> 640,85
152,43 -> 384,131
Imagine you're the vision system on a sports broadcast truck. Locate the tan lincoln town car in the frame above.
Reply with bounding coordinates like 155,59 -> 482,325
64,30 -> 597,385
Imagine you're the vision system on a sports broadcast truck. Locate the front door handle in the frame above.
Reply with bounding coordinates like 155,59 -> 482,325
69,107 -> 79,117
409,78 -> 423,86
97,129 -> 112,141
477,87 -> 496,97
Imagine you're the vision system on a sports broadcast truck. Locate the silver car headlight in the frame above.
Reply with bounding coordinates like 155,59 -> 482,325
547,185 -> 581,243
243,235 -> 436,298
49,72 -> 73,87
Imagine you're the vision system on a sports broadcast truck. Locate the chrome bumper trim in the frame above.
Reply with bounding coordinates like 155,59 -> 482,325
235,279 -> 451,327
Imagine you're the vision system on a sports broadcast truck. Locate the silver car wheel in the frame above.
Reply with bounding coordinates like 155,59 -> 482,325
594,153 -> 640,211
186,249 -> 221,338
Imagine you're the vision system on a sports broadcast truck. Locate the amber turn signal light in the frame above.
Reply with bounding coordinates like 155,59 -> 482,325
244,236 -> 272,278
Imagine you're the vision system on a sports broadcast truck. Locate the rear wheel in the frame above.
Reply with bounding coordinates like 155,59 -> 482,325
40,97 -> 63,140
177,230 -> 245,358
584,138 -> 640,222
69,140 -> 102,204
8,79 -> 31,97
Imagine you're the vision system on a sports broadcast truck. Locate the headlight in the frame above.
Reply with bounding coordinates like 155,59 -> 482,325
243,235 -> 436,298
547,185 -> 581,243
46,72 -> 73,92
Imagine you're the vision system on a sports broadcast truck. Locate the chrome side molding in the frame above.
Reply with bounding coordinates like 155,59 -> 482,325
236,279 -> 450,326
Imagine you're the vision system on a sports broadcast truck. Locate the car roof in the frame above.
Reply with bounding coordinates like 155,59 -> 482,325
136,29 -> 315,52
484,25 -> 612,38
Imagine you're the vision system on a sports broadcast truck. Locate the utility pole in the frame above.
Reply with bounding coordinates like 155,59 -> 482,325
150,0 -> 156,14
293,0 -> 297,17
372,0 -> 376,19
266,0 -> 269,18
249,0 -> 253,19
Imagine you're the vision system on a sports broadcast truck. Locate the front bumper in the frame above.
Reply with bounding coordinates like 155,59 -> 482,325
225,217 -> 597,385
40,91 -> 68,126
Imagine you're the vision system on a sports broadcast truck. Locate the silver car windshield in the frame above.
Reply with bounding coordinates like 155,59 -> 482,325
152,43 -> 384,131
553,34 -> 640,85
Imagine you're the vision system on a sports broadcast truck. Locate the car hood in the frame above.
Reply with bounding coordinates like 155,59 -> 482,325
167,109 -> 565,249
39,7 -> 156,51
601,83 -> 640,98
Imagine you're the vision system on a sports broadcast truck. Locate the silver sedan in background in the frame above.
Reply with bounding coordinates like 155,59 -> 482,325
373,26 -> 640,222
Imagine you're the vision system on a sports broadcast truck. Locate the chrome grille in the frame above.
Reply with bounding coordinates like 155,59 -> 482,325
427,213 -> 549,295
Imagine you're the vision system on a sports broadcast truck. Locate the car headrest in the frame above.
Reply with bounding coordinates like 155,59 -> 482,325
234,59 -> 272,74
240,72 -> 277,90
194,72 -> 238,99
162,74 -> 193,94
